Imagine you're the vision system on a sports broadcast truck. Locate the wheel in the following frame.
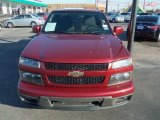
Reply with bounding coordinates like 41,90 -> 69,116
7,22 -> 14,28
112,18 -> 116,23
31,21 -> 37,27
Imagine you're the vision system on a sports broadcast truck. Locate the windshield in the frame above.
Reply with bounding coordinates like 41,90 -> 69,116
42,11 -> 112,35
138,13 -> 151,15
137,16 -> 158,23
107,13 -> 118,16
107,13 -> 115,16
121,13 -> 128,15
37,13 -> 45,16
32,14 -> 39,17
107,13 -> 112,16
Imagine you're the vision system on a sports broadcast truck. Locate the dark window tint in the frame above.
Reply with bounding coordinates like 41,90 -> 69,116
138,13 -> 152,15
43,11 -> 112,35
15,15 -> 24,19
137,16 -> 158,23
107,13 -> 112,16
25,15 -> 32,18
107,12 -> 116,16
32,14 -> 39,17
121,13 -> 130,15
37,13 -> 45,16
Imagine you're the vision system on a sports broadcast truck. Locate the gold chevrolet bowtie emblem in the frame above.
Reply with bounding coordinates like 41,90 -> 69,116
68,71 -> 84,77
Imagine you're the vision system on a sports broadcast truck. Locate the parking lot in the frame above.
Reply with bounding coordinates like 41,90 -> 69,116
0,23 -> 160,120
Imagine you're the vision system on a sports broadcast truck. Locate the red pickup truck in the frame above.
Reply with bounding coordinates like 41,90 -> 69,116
18,9 -> 134,110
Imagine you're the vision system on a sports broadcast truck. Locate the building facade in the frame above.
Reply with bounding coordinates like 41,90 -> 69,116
47,4 -> 105,12
0,0 -> 47,15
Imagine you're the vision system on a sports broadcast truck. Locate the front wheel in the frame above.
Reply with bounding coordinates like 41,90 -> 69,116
31,21 -> 37,27
7,22 -> 14,28
112,18 -> 116,23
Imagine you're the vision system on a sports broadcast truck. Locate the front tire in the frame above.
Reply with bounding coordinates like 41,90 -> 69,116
7,22 -> 14,28
31,21 -> 37,27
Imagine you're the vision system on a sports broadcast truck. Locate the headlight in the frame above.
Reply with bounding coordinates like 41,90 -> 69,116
19,57 -> 40,68
112,58 -> 132,69
109,72 -> 131,86
20,71 -> 43,85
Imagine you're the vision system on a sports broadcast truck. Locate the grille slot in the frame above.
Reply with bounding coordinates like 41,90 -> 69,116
48,76 -> 105,85
45,63 -> 108,71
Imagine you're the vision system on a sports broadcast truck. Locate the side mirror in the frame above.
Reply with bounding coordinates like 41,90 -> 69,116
32,25 -> 42,34
113,26 -> 123,35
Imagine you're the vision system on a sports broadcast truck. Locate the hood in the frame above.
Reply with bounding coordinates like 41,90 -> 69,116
3,18 -> 12,21
22,34 -> 130,63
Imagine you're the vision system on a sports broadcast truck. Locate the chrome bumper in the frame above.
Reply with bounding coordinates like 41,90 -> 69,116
19,94 -> 132,110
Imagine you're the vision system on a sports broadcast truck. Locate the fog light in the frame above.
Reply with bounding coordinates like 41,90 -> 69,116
109,72 -> 131,86
20,71 -> 43,85
115,95 -> 132,104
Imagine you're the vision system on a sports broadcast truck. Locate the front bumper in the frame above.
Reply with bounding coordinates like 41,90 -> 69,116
18,81 -> 134,110
37,20 -> 44,25
135,30 -> 158,40
19,93 -> 132,110
116,18 -> 124,22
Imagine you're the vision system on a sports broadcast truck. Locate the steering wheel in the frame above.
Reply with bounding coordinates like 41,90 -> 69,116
85,25 -> 101,33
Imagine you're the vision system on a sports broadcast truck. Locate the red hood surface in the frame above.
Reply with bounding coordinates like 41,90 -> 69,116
22,34 -> 130,63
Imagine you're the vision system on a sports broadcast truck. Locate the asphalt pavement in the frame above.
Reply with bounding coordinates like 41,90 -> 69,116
0,24 -> 160,120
